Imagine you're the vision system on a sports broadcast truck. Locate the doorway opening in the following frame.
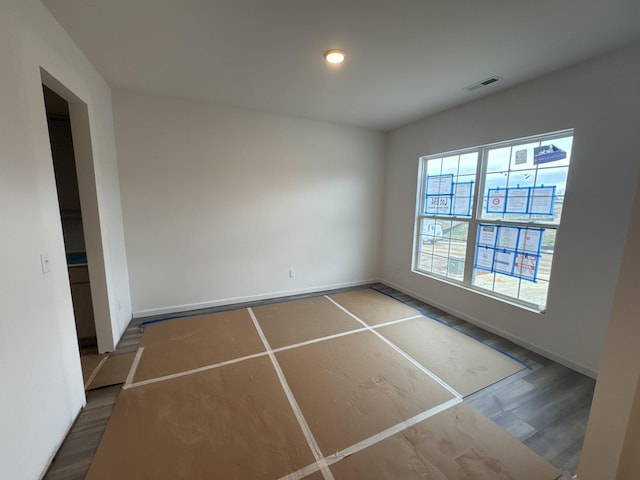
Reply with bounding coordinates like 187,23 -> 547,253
42,84 -> 98,354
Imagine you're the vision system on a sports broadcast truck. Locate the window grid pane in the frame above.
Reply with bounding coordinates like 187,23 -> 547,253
414,131 -> 573,310
415,217 -> 470,282
416,152 -> 477,281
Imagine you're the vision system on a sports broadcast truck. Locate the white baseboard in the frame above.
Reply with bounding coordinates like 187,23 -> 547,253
132,278 -> 380,318
381,279 -> 598,379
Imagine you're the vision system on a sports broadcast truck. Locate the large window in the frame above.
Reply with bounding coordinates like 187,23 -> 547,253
413,130 -> 574,310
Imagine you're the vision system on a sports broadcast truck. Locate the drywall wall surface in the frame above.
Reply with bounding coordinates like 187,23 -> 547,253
113,91 -> 385,315
578,175 -> 640,479
618,377 -> 640,479
0,1 -> 131,478
382,42 -> 640,376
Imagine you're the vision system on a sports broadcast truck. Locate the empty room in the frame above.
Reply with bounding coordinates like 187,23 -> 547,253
2,1 -> 640,479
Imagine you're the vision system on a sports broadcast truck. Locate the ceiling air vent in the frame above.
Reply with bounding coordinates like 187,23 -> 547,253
464,76 -> 501,92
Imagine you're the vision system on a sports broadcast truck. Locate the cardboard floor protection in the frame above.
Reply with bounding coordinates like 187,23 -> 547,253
86,356 -> 316,480
329,402 -> 561,480
86,352 -> 136,391
87,287 -> 554,479
301,473 -> 325,480
252,296 -> 362,348
275,330 -> 455,454
133,309 -> 265,383
378,317 -> 525,397
329,289 -> 420,326
81,354 -> 107,385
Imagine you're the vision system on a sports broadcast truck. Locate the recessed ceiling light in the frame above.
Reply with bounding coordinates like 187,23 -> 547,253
324,49 -> 345,64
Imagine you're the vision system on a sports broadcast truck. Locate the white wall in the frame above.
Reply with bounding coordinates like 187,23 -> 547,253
113,91 -> 386,316
0,1 -> 131,478
382,42 -> 640,377
579,175 -> 640,478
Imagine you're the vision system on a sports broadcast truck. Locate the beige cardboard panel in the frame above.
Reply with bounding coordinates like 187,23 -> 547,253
329,289 -> 420,325
330,402 -> 561,480
252,296 -> 362,348
86,356 -> 315,480
276,331 -> 455,454
81,354 -> 107,384
86,352 -> 136,390
134,309 -> 265,382
378,318 -> 524,397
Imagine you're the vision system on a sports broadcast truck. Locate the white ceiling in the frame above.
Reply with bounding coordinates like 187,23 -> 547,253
42,0 -> 640,131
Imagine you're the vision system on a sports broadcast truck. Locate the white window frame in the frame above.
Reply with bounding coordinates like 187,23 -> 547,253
413,129 -> 574,311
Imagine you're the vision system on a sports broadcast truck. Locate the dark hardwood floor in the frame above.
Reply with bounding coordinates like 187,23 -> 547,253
44,283 -> 594,479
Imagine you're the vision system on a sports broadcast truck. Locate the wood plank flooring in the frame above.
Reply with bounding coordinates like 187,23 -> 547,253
44,283 -> 594,479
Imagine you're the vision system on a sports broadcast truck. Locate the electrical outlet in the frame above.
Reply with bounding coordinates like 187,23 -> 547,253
289,268 -> 295,278
40,252 -> 51,273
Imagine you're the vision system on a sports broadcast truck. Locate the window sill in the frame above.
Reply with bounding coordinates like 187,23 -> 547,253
411,268 -> 546,314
